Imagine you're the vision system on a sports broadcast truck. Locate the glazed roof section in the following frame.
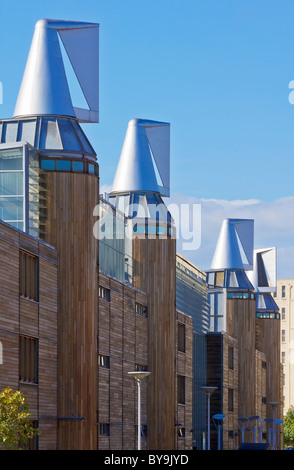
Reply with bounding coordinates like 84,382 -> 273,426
0,117 -> 96,157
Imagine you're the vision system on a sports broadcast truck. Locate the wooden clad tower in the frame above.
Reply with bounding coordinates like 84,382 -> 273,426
110,118 -> 176,449
44,166 -> 99,450
132,216 -> 176,450
12,19 -> 100,450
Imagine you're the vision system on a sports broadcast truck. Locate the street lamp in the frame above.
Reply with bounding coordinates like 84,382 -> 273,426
248,415 -> 259,443
268,402 -> 279,450
213,414 -> 225,450
201,386 -> 217,450
237,417 -> 249,444
128,371 -> 151,450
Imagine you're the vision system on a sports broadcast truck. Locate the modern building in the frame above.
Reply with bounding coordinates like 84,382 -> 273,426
0,19 -> 196,450
0,220 -> 58,450
274,279 -> 294,415
207,219 -> 282,449
175,254 -> 210,449
0,17 -> 282,452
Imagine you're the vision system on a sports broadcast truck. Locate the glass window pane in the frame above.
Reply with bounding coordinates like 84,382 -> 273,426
56,160 -> 71,171
2,122 -> 18,142
71,120 -> 95,154
0,172 -> 23,196
88,163 -> 95,174
0,196 -> 23,220
39,118 -> 62,149
18,120 -> 36,145
157,226 -> 166,235
146,225 -> 156,234
41,159 -> 56,171
215,271 -> 224,287
58,119 -> 83,152
9,221 -> 24,230
72,161 -> 84,172
0,147 -> 23,170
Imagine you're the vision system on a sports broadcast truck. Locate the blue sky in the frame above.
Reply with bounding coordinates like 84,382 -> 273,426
1,0 -> 294,277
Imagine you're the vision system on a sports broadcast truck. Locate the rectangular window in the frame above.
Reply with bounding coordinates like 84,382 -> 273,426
178,323 -> 186,353
282,285 -> 286,298
215,271 -> 224,287
228,346 -> 234,370
282,308 -> 286,320
135,425 -> 148,437
282,330 -> 286,342
177,375 -> 185,405
228,430 -> 234,439
99,286 -> 110,302
88,163 -> 96,175
177,427 -> 185,438
282,352 -> 286,364
98,355 -> 110,369
135,364 -> 148,372
98,423 -> 110,436
19,335 -> 38,384
20,251 -> 39,301
228,388 -> 234,412
56,160 -> 71,171
40,159 -> 56,171
72,161 -> 84,172
136,302 -> 148,317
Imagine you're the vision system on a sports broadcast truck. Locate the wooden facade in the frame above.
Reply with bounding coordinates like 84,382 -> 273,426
207,333 -> 239,450
0,221 -> 58,450
207,292 -> 282,449
97,273 -> 149,449
44,171 -> 99,450
133,233 -> 177,450
176,310 -> 193,450
226,297 -> 257,421
256,317 -> 283,448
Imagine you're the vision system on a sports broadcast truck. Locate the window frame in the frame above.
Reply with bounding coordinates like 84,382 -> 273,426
19,335 -> 38,384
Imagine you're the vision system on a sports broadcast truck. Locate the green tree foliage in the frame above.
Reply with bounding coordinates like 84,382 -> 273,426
283,406 -> 294,447
0,387 -> 39,450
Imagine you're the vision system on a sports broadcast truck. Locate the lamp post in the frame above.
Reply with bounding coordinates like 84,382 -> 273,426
213,414 -> 225,450
201,386 -> 217,450
237,417 -> 249,444
128,371 -> 151,450
268,402 -> 279,450
248,415 -> 259,443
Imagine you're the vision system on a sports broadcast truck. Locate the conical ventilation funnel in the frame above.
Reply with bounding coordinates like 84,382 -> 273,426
211,218 -> 254,270
111,119 -> 170,196
14,19 -> 99,123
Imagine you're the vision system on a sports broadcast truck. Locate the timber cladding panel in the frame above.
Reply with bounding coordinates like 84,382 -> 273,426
176,311 -> 193,450
255,350 -> 267,421
226,298 -> 257,420
98,273 -> 148,450
0,221 -> 58,450
256,317 -> 283,448
207,333 -> 239,450
44,172 -> 99,450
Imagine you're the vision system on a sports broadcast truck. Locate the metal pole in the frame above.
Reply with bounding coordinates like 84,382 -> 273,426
137,379 -> 141,451
207,392 -> 211,450
217,424 -> 221,450
252,426 -> 256,443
